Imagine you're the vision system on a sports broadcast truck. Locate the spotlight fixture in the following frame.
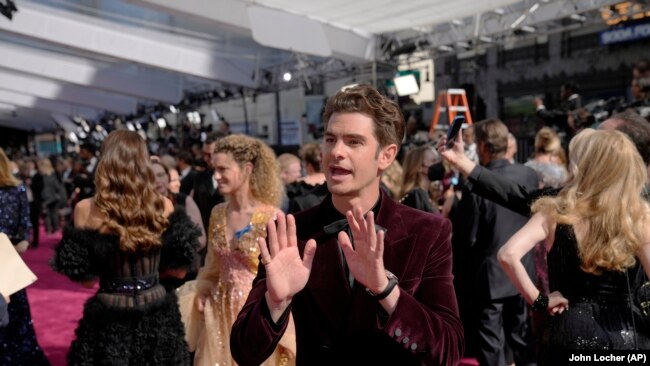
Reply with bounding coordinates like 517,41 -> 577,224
68,132 -> 79,144
0,0 -> 18,20
521,25 -> 536,33
569,13 -> 587,22
283,72 -> 292,82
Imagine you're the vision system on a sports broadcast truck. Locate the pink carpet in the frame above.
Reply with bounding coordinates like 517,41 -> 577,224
22,227 -> 96,366
21,226 -> 479,366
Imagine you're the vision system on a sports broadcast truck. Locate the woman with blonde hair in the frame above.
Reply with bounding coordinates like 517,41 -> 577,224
498,129 -> 650,364
525,127 -> 568,189
177,134 -> 296,366
399,146 -> 439,213
0,148 -> 49,365
38,158 -> 67,234
52,130 -> 200,365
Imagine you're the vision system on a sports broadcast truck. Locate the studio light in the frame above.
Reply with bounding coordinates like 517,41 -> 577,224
521,25 -> 536,33
393,74 -> 420,96
569,14 -> 587,22
283,72 -> 292,82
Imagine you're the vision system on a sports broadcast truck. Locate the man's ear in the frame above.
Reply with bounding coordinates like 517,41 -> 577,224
378,144 -> 398,170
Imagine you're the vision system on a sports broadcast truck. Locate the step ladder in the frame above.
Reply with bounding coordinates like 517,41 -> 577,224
429,89 -> 473,135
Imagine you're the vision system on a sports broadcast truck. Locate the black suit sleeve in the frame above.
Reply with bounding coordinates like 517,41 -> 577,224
467,166 -> 558,217
453,185 -> 481,249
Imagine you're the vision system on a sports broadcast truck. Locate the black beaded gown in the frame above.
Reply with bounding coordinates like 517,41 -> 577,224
0,185 -> 50,366
51,209 -> 200,366
541,224 -> 650,364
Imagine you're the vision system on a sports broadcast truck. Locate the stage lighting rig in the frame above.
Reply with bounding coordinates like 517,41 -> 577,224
0,0 -> 17,20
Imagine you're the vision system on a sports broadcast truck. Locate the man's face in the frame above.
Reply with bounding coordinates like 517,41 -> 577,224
322,112 -> 395,198
203,142 -> 216,169
462,127 -> 475,145
280,162 -> 302,185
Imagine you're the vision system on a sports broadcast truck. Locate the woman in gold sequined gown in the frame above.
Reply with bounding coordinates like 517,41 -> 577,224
177,134 -> 296,366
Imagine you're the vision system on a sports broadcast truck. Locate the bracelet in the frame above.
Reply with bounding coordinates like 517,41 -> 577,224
530,292 -> 549,312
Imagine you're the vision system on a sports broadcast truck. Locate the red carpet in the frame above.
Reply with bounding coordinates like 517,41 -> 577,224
22,228 -> 96,366
21,226 -> 479,366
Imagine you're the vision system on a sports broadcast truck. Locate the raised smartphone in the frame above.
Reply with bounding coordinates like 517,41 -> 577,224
446,115 -> 465,148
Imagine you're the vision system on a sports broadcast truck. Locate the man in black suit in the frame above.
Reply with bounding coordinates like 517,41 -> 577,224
18,160 -> 43,248
534,81 -> 582,139
453,119 -> 538,366
177,151 -> 196,195
191,132 -> 225,232
439,110 -> 650,218
73,142 -> 98,202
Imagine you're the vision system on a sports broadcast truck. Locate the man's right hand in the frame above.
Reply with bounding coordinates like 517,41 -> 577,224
437,131 -> 476,178
258,213 -> 317,322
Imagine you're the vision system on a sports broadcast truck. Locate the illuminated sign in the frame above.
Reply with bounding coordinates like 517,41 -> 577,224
601,2 -> 650,26
600,21 -> 650,45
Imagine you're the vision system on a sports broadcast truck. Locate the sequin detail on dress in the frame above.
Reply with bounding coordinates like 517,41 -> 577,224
177,204 -> 296,366
540,224 -> 650,365
0,185 -> 49,365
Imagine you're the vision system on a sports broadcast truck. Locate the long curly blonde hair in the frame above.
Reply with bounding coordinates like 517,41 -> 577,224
94,130 -> 168,251
214,134 -> 283,208
532,129 -> 650,274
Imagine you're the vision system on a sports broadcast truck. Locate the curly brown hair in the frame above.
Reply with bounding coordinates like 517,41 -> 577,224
94,130 -> 168,252
322,85 -> 405,149
214,134 -> 283,208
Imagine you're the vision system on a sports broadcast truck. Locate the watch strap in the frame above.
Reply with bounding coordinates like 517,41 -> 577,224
366,270 -> 398,300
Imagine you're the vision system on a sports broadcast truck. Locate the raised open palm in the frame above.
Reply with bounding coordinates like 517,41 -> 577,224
258,213 -> 316,305
338,208 -> 388,293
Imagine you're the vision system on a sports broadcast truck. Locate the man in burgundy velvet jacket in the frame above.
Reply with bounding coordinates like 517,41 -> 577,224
231,85 -> 464,365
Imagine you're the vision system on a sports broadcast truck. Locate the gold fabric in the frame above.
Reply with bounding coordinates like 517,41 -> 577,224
177,204 -> 296,366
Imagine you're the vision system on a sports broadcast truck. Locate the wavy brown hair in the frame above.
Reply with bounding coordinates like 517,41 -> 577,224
214,134 -> 283,208
0,148 -> 19,187
532,129 -> 650,274
399,146 -> 438,199
322,84 -> 405,150
94,130 -> 168,251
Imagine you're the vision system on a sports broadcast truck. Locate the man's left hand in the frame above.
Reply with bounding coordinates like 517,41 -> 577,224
338,207 -> 388,294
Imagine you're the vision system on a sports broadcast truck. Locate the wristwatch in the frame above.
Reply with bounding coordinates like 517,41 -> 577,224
365,270 -> 399,300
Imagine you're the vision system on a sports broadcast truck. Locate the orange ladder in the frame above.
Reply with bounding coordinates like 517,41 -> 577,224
429,88 -> 473,135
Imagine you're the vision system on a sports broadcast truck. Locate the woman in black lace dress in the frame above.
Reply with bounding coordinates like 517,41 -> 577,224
498,129 -> 650,364
0,148 -> 49,365
52,130 -> 199,365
